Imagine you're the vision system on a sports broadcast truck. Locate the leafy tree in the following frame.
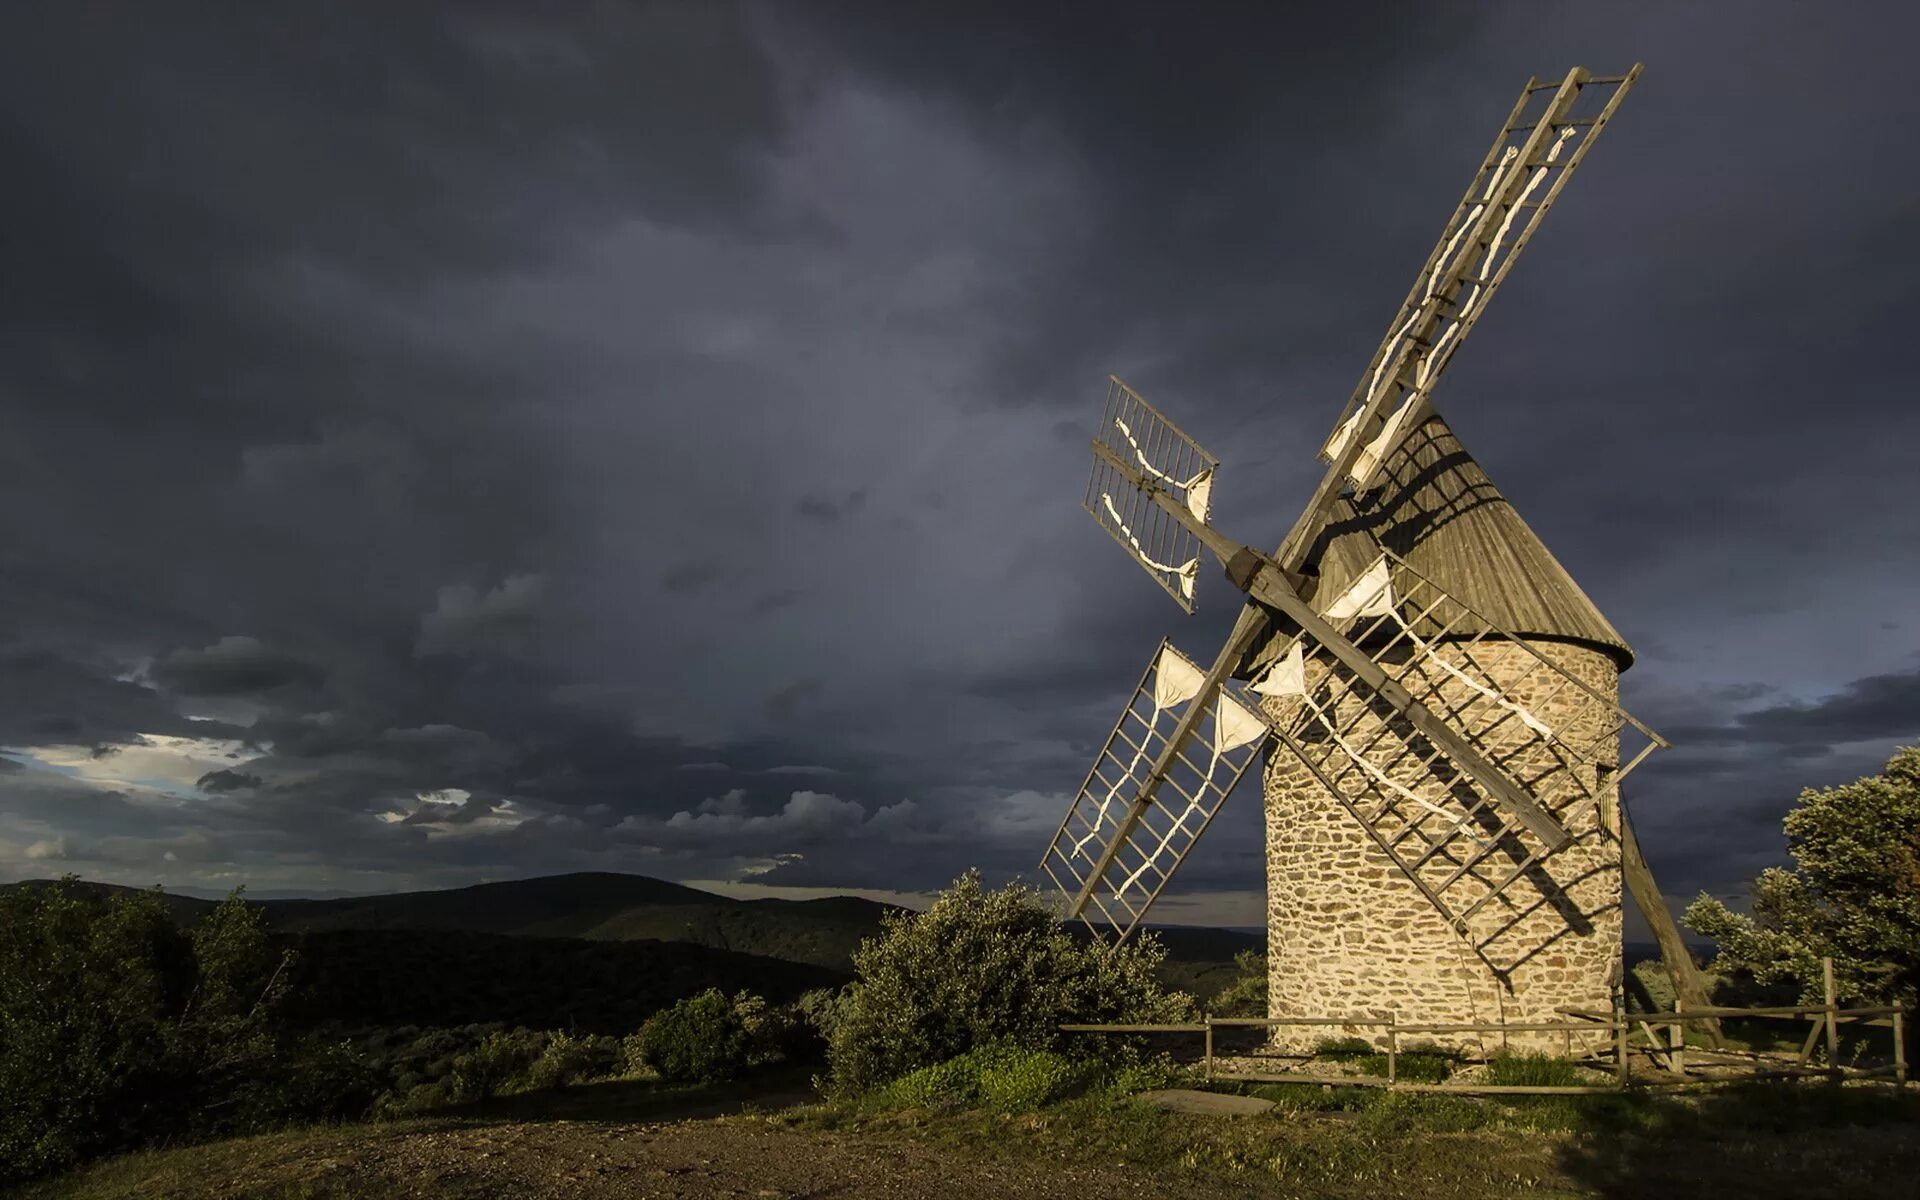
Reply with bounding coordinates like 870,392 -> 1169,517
1684,745 -> 1920,1010
0,878 -> 299,1183
825,870 -> 1193,1095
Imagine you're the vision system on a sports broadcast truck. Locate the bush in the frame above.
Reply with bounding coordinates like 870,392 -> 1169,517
0,879 -> 322,1183
825,870 -> 1192,1095
874,1045 -> 1087,1113
1099,1050 -> 1182,1097
1209,950 -> 1268,1017
524,1032 -> 602,1092
638,989 -> 751,1083
446,1029 -> 545,1102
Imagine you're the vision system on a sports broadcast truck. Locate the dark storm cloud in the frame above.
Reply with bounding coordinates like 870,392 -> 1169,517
795,488 -> 868,524
195,769 -> 263,795
149,636 -> 325,696
660,562 -> 727,596
750,589 -> 806,616
0,646 -> 247,749
1,1 -> 1915,918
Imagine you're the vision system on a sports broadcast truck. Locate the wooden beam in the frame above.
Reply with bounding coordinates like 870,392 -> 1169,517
1064,602 -> 1271,921
1235,556 -> 1571,849
1620,803 -> 1722,1046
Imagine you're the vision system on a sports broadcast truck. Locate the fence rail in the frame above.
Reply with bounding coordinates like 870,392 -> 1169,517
1060,960 -> 1908,1096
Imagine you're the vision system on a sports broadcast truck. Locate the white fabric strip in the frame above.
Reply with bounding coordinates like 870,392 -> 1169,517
1113,418 -> 1213,525
1100,492 -> 1200,601
1324,145 -> 1526,469
1292,689 -> 1467,827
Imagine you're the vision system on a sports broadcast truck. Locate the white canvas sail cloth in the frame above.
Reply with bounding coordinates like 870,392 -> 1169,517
1113,685 -> 1269,898
1251,553 -> 1557,837
1070,643 -> 1204,859
1317,556 -> 1554,739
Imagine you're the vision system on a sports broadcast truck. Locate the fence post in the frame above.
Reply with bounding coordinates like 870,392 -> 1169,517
1387,1014 -> 1397,1087
1671,998 -> 1686,1077
1894,1006 -> 1907,1087
1615,1006 -> 1630,1089
1823,957 -> 1839,1074
1204,1012 -> 1214,1084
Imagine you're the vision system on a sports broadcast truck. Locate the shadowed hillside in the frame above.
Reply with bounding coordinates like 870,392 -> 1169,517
2,872 -> 1262,1000
274,928 -> 846,1033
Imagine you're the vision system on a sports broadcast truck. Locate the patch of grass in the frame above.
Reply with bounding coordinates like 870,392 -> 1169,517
1482,1051 -> 1589,1088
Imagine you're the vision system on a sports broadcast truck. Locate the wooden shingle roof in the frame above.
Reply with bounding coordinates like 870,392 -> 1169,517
1244,402 -> 1633,676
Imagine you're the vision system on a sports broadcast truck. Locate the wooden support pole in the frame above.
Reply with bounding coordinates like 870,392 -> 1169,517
1620,806 -> 1722,1046
1796,1016 -> 1824,1067
1204,1014 -> 1214,1083
1824,957 -> 1840,1072
1893,1007 -> 1907,1087
1671,999 -> 1686,1077
1616,1008 -> 1630,1088
1387,1015 -> 1398,1086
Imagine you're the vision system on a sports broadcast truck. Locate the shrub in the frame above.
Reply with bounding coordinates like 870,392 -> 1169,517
524,1032 -> 599,1092
1209,950 -> 1268,1017
795,987 -> 847,1042
0,879 -> 317,1183
978,1047 -> 1080,1111
1099,1051 -> 1182,1096
825,870 -> 1192,1095
446,1030 -> 545,1101
639,989 -> 751,1083
874,1045 -> 1088,1113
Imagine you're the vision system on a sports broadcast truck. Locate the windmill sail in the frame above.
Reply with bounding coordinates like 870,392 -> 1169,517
1250,549 -> 1664,937
1278,67 -> 1641,569
1085,377 -> 1221,613
1040,640 -> 1270,941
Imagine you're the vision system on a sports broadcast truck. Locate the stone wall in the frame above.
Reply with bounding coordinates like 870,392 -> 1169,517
1260,638 -> 1623,1056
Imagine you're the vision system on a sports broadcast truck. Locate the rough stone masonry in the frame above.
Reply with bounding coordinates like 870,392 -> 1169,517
1259,637 -> 1623,1056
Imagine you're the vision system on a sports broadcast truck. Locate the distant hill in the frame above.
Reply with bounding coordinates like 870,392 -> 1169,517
275,928 -> 845,1033
3,871 -> 1262,1002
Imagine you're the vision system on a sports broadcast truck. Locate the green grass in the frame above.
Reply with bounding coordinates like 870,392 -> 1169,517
1483,1051 -> 1592,1088
790,1078 -> 1920,1198
24,1070 -> 1920,1200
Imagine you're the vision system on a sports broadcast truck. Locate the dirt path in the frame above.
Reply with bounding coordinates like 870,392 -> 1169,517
109,1116 -> 1250,1200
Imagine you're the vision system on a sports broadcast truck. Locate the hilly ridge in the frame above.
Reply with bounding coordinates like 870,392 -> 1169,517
3,872 -> 1260,996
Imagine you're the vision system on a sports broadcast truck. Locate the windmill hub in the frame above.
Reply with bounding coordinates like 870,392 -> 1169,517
1039,66 -> 1713,1058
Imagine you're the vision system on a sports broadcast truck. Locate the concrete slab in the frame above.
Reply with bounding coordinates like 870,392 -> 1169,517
1134,1089 -> 1275,1116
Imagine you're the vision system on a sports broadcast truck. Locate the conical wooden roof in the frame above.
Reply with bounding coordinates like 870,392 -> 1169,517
1243,402 -> 1633,676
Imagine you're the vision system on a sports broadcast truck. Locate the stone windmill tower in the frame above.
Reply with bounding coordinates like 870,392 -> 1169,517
1038,66 -> 1712,1053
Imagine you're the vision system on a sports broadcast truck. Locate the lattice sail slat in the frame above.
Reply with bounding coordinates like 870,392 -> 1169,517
1316,68 -> 1640,495
1250,549 -> 1664,941
1084,377 -> 1221,614
1040,640 -> 1270,941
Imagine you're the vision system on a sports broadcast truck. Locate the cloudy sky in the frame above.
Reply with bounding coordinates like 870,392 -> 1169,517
2,1 -> 1915,926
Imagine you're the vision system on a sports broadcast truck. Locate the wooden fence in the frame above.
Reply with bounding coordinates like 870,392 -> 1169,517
1061,960 -> 1909,1096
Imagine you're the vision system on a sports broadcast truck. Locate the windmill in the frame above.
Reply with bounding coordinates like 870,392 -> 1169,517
1039,66 -> 1715,1051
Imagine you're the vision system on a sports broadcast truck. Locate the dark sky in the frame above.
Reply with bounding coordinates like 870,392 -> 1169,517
2,1 -> 1916,925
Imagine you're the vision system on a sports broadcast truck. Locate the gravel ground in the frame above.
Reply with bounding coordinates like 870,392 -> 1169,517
105,1116 -> 1248,1200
